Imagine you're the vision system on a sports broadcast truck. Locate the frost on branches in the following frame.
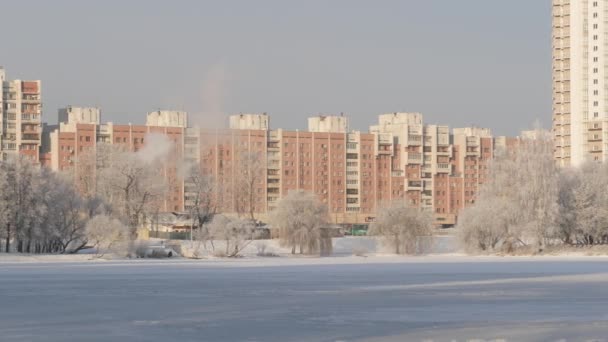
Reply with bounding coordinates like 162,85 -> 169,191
0,156 -> 91,253
369,201 -> 433,255
458,129 -> 608,253
268,190 -> 328,255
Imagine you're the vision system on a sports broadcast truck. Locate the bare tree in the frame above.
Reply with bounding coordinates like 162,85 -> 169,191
369,201 -> 433,255
185,163 -> 218,238
554,169 -> 579,245
0,156 -> 40,253
206,215 -> 256,257
85,214 -> 128,258
567,162 -> 608,245
43,172 -> 89,253
458,129 -> 562,253
268,190 -> 328,255
96,143 -> 168,253
515,131 -> 559,250
235,151 -> 265,221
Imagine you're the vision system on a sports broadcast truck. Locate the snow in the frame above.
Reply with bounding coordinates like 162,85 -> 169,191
3,251 -> 608,341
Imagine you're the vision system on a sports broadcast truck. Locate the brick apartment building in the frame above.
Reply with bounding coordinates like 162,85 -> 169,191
43,109 -> 516,226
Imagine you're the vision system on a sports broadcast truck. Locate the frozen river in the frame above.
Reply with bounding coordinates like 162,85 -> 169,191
2,256 -> 608,341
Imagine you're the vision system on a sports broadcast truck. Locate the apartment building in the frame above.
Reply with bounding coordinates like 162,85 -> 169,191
0,67 -> 42,162
45,108 -> 187,212
553,0 -> 608,166
44,110 -> 507,226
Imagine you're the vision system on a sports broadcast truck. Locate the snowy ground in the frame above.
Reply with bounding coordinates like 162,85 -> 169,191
3,255 -> 608,341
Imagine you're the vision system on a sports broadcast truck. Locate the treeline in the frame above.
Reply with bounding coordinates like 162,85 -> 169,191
0,138 -> 170,255
458,130 -> 608,253
0,157 -> 96,253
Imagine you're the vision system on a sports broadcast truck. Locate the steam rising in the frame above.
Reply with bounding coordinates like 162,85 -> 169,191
191,63 -> 229,129
137,133 -> 173,163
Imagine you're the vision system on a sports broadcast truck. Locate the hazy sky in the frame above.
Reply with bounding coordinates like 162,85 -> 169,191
2,0 -> 551,136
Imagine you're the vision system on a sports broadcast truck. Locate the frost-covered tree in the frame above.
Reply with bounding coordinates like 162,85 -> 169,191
185,163 -> 218,235
0,156 -> 40,253
0,157 -> 93,254
458,129 -> 562,253
369,201 -> 433,255
515,131 -> 560,250
458,201 -> 499,253
567,162 -> 608,245
85,214 -> 128,257
268,190 -> 328,254
554,169 -> 579,244
95,143 -> 168,251
206,215 -> 255,257
42,171 -> 89,253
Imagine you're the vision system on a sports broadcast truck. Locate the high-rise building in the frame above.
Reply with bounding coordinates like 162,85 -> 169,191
0,67 -> 42,162
553,0 -> 608,166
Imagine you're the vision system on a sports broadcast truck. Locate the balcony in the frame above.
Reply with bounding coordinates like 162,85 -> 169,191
267,160 -> 280,170
437,163 -> 451,173
267,170 -> 280,179
377,134 -> 392,145
407,135 -> 422,146
21,134 -> 40,144
21,114 -> 40,123
407,153 -> 423,164
377,145 -> 392,155
21,98 -> 40,104
391,170 -> 404,177
407,180 -> 423,191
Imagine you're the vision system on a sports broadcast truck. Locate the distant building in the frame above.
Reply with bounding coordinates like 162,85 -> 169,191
44,109 -> 512,226
552,0 -> 608,166
0,66 -> 42,162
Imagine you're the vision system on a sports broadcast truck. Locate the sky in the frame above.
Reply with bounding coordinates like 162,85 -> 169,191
1,0 -> 552,136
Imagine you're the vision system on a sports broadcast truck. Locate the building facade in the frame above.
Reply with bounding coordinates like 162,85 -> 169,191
45,110 -> 509,226
553,0 -> 608,166
46,109 -> 187,212
0,67 -> 42,162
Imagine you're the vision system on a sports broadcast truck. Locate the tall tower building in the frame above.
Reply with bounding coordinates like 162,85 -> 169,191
553,0 -> 608,166
0,67 -> 42,162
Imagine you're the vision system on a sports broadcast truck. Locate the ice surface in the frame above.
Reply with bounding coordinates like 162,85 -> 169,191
2,255 -> 608,341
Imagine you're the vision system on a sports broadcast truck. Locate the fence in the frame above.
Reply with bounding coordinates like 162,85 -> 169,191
149,231 -> 191,240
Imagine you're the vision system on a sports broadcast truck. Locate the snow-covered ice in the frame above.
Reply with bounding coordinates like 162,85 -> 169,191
2,255 -> 608,341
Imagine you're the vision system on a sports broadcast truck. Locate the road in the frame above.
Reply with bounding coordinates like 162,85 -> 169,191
1,257 -> 608,341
